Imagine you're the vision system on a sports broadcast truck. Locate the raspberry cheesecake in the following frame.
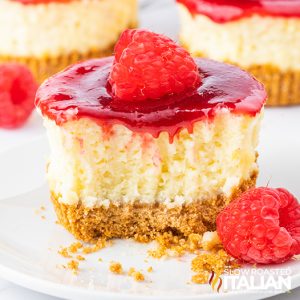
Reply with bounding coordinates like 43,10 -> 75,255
35,30 -> 266,243
177,0 -> 300,106
0,0 -> 137,82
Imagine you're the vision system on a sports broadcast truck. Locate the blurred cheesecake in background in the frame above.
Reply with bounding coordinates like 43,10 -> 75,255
0,0 -> 137,82
177,0 -> 300,106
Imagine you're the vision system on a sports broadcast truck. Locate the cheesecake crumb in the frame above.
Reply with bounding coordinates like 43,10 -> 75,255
109,262 -> 123,274
147,266 -> 153,273
40,205 -> 46,211
98,258 -> 103,262
76,255 -> 85,261
202,231 -> 221,251
191,249 -> 239,284
67,260 -> 79,275
41,215 -> 46,220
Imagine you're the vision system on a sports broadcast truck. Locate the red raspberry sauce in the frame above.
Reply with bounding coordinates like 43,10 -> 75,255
35,57 -> 266,142
177,0 -> 300,23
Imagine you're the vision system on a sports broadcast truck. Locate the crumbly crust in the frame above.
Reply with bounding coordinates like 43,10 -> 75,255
246,64 -> 300,106
52,172 -> 257,243
0,47 -> 113,83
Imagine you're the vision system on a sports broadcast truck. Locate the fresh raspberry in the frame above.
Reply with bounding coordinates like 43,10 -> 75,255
217,187 -> 300,264
109,29 -> 201,101
0,63 -> 38,129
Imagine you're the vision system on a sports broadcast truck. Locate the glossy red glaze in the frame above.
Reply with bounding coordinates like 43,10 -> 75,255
177,0 -> 300,23
35,57 -> 266,141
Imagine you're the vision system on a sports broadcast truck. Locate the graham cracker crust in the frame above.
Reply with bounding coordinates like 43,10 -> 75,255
245,64 -> 300,106
52,172 -> 257,243
0,22 -> 138,83
0,47 -> 114,83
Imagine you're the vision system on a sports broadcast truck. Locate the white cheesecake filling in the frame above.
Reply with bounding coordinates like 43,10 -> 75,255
0,0 -> 137,57
44,109 -> 262,208
178,4 -> 300,71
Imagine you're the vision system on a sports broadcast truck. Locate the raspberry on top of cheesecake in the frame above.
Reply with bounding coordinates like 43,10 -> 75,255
36,29 -> 266,242
177,0 -> 300,106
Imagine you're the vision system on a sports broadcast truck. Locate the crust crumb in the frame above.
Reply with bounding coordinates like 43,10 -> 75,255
148,232 -> 202,258
109,261 -> 123,274
147,266 -> 153,273
191,273 -> 209,284
83,238 -> 108,254
132,271 -> 145,282
191,249 -> 239,284
67,260 -> 79,275
128,268 -> 145,281
69,242 -> 83,253
128,267 -> 136,276
98,258 -> 103,262
76,255 -> 85,261
58,247 -> 72,258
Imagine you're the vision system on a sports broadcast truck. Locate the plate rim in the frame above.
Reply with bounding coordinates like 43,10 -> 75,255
1,261 -> 298,300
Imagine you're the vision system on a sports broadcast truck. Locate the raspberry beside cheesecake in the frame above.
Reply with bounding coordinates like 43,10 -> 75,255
0,0 -> 137,82
35,30 -> 266,243
177,0 -> 300,106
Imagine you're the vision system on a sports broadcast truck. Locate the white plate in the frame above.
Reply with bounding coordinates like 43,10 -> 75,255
0,107 -> 300,300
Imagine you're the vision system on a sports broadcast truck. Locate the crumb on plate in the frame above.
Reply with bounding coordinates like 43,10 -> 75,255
83,238 -> 108,254
58,247 -> 72,258
67,260 -> 79,275
109,261 -> 123,274
191,249 -> 239,284
128,268 -> 145,281
69,242 -> 83,253
76,255 -> 85,261
148,232 -> 202,258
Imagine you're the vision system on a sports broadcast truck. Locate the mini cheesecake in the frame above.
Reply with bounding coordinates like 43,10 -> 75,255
35,30 -> 266,243
177,0 -> 300,106
0,0 -> 137,82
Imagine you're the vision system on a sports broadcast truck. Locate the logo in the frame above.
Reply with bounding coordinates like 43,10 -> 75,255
208,268 -> 292,294
208,271 -> 222,292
